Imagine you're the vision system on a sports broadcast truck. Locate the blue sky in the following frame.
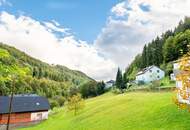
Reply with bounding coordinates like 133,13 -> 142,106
0,0 -> 120,42
0,0 -> 188,80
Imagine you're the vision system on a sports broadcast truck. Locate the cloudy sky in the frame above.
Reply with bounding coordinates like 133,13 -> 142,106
0,0 -> 190,81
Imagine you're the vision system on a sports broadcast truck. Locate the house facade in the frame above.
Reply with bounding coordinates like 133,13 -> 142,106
0,94 -> 50,129
136,65 -> 165,83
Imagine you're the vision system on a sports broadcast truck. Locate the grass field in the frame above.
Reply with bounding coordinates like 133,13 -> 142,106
20,92 -> 190,130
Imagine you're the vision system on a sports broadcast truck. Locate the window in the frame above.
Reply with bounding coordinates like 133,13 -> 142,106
36,113 -> 42,120
157,70 -> 160,73
157,76 -> 160,79
149,70 -> 152,72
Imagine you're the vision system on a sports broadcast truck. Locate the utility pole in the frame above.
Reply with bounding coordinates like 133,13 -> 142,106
6,77 -> 15,130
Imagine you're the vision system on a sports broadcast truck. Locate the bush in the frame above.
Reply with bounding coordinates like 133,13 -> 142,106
160,76 -> 174,86
149,80 -> 160,90
80,81 -> 98,98
137,80 -> 145,86
49,100 -> 59,109
54,96 -> 65,106
127,83 -> 132,89
69,87 -> 80,97
111,88 -> 123,94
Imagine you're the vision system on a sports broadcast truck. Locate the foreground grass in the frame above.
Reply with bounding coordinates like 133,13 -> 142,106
21,92 -> 190,130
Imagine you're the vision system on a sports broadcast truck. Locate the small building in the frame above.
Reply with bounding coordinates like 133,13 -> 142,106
105,80 -> 115,89
170,73 -> 176,81
136,65 -> 165,84
0,94 -> 50,129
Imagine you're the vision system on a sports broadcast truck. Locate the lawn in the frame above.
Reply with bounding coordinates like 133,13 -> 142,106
20,92 -> 190,130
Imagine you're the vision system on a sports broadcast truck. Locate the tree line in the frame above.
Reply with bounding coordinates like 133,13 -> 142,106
0,44 -> 106,109
125,17 -> 190,81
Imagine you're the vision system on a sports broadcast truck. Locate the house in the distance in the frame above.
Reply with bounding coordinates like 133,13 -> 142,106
0,94 -> 50,129
170,73 -> 176,81
105,80 -> 115,89
136,65 -> 165,84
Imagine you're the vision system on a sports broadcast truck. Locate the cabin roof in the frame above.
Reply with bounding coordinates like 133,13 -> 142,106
0,95 -> 50,114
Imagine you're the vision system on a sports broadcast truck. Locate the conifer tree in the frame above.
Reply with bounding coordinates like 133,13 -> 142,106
141,45 -> 147,68
115,68 -> 123,90
123,72 -> 128,89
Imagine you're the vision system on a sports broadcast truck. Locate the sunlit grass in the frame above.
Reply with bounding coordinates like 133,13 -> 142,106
20,92 -> 190,130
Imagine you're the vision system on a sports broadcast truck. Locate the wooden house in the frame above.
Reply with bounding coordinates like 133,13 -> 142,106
0,94 -> 50,129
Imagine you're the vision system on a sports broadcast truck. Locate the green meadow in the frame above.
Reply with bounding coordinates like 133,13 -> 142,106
20,92 -> 190,130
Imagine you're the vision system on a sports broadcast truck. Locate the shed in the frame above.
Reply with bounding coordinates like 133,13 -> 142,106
0,94 -> 50,127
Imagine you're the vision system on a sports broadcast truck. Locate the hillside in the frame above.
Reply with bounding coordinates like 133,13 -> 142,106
125,17 -> 190,81
0,43 -> 93,102
20,91 -> 190,130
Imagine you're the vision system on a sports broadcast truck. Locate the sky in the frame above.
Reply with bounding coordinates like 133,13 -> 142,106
0,0 -> 190,81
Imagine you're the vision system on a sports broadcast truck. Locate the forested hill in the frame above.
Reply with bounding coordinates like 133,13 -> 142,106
125,17 -> 190,80
0,43 -> 93,97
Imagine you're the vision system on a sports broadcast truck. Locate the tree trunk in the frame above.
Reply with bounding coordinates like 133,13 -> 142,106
6,78 -> 15,130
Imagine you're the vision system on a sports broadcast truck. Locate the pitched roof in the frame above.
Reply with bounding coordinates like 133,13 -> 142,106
0,94 -> 50,114
106,80 -> 115,84
136,65 -> 162,76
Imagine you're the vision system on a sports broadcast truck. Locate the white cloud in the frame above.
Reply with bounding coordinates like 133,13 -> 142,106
111,2 -> 127,17
43,21 -> 70,33
95,0 -> 190,70
0,11 -> 117,81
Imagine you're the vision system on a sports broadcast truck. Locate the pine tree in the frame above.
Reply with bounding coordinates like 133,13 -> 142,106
147,44 -> 153,66
141,45 -> 147,68
123,72 -> 128,89
115,68 -> 123,90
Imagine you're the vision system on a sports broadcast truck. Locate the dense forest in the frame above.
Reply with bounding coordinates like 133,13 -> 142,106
125,17 -> 190,81
0,43 -> 96,107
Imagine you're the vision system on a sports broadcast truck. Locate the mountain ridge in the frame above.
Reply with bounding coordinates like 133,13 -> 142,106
0,43 -> 94,100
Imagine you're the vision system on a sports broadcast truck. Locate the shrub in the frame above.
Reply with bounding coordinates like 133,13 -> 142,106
55,96 -> 65,106
127,83 -> 132,89
111,88 -> 123,94
69,87 -> 80,97
49,99 -> 59,109
149,80 -> 160,90
137,80 -> 145,86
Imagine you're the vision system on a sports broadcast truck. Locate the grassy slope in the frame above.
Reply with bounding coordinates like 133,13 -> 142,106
21,92 -> 190,130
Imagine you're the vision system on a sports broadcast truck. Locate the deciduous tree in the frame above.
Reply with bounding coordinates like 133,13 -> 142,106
67,93 -> 85,115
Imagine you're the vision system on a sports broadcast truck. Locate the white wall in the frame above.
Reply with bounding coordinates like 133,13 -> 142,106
31,111 -> 48,121
105,83 -> 113,88
136,66 -> 165,83
170,73 -> 176,81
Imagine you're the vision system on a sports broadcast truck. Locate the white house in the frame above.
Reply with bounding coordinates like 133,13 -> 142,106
105,80 -> 115,89
136,65 -> 165,83
170,73 -> 176,81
